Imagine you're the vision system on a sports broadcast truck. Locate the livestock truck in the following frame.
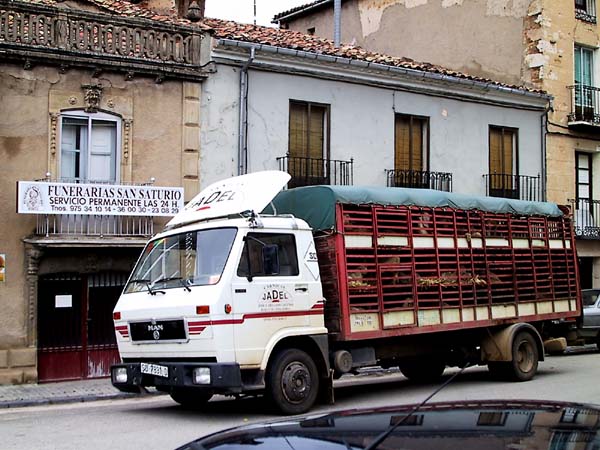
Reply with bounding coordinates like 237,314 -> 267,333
111,171 -> 581,414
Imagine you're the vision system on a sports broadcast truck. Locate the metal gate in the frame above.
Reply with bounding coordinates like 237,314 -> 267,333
37,272 -> 127,382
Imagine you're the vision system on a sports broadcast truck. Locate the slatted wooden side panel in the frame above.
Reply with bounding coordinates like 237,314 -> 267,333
324,203 -> 580,341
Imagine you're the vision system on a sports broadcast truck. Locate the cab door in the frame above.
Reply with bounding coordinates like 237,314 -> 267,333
230,231 -> 309,366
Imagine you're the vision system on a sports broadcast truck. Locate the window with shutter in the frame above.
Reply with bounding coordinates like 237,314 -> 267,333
489,126 -> 518,198
288,101 -> 330,183
59,111 -> 120,183
394,114 -> 427,172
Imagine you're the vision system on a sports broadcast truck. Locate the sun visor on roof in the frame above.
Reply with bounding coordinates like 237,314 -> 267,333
167,171 -> 291,229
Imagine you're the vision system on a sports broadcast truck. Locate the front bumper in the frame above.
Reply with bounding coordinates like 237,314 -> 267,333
111,362 -> 243,394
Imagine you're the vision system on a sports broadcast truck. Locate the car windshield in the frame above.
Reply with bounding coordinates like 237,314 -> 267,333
582,290 -> 600,307
124,227 -> 237,293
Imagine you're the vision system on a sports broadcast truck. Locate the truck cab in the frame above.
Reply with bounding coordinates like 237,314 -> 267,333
111,172 -> 329,414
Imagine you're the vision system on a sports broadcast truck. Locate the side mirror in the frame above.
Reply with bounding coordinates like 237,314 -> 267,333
262,245 -> 280,275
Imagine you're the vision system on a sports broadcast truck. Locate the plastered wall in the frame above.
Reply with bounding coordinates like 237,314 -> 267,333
283,0 -> 530,86
200,65 -> 544,195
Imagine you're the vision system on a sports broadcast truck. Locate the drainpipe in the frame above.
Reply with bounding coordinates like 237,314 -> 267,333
541,101 -> 551,202
238,46 -> 255,175
334,0 -> 341,47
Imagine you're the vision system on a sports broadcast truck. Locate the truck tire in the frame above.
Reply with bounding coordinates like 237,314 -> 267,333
266,348 -> 319,415
169,388 -> 212,408
399,358 -> 445,383
489,331 -> 538,382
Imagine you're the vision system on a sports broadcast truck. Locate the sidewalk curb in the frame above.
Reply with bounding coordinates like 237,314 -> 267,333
0,388 -> 166,409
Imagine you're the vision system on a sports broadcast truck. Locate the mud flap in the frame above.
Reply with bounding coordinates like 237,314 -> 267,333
321,369 -> 335,405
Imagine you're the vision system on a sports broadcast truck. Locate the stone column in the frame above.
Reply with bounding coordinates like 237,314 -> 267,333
182,82 -> 201,201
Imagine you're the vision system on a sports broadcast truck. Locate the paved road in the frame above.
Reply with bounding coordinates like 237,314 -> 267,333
2,350 -> 600,450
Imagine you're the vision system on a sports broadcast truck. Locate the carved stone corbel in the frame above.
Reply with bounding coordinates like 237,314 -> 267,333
82,84 -> 103,113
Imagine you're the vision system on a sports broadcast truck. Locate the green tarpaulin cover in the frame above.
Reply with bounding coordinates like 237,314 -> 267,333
265,185 -> 563,231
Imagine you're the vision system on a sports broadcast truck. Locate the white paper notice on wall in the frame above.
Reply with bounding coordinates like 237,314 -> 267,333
55,295 -> 73,308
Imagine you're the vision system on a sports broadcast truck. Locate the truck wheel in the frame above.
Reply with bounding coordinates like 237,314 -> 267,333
266,348 -> 319,415
399,359 -> 445,382
169,388 -> 212,408
506,331 -> 539,381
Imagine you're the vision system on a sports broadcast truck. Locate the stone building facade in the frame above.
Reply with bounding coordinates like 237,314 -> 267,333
0,0 -> 207,383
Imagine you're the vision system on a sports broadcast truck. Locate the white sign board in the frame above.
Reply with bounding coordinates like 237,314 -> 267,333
17,181 -> 184,217
55,295 -> 72,308
167,171 -> 291,228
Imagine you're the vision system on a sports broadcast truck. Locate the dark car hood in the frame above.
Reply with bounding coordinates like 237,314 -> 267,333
178,400 -> 600,449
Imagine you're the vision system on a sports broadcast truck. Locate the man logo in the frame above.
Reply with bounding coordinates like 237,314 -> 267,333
153,330 -> 160,340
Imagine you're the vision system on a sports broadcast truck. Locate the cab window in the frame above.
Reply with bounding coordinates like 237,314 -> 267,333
237,233 -> 299,277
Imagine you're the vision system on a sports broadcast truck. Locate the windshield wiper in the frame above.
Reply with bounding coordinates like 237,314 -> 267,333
152,276 -> 192,292
128,278 -> 163,296
133,278 -> 166,296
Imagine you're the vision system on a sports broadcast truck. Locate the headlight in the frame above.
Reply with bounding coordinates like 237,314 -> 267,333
192,367 -> 211,385
112,367 -> 128,384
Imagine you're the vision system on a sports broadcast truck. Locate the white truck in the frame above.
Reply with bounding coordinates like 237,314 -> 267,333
111,171 -> 581,414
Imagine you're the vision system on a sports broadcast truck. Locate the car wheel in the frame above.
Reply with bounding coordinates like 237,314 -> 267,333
595,333 -> 600,351
399,358 -> 445,382
506,331 -> 539,382
170,388 -> 212,408
266,348 -> 319,415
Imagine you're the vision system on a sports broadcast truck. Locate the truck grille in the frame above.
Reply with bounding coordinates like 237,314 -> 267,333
129,319 -> 186,342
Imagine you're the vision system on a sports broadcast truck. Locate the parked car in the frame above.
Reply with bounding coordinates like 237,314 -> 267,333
578,289 -> 600,348
176,400 -> 600,450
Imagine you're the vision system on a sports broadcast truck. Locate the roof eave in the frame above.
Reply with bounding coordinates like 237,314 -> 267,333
215,39 -> 551,107
272,0 -> 334,24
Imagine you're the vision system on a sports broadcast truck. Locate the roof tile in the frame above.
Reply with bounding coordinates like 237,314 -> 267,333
14,0 -> 543,94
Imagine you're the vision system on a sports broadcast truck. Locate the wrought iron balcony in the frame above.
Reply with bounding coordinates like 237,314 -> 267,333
277,155 -> 353,188
567,84 -> 600,127
483,173 -> 541,202
575,0 -> 597,24
385,169 -> 452,192
570,198 -> 600,239
36,214 -> 154,238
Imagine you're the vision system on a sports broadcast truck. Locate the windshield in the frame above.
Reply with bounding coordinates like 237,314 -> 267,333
125,227 -> 237,293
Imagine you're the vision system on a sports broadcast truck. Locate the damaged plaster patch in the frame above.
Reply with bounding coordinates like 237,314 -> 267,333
526,53 -> 547,68
442,0 -> 463,6
405,0 -> 428,7
359,0 -> 403,37
486,0 -> 529,18
537,39 -> 556,54
534,14 -> 551,27
527,0 -> 542,16
359,0 -> 429,37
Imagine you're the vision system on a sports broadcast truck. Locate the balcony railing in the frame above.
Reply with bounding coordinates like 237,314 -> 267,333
0,0 -> 205,79
27,178 -> 170,238
36,214 -> 154,237
385,169 -> 452,192
570,198 -> 600,239
567,84 -> 600,126
277,155 -> 353,188
575,1 -> 597,24
483,173 -> 542,202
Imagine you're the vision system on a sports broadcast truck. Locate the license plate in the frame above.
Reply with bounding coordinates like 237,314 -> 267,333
140,363 -> 168,378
